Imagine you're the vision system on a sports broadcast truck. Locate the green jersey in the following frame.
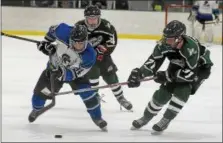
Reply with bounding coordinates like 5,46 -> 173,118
76,19 -> 118,55
140,35 -> 213,83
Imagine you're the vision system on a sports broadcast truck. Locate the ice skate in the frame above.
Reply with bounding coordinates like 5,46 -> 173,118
151,117 -> 171,135
92,118 -> 108,132
117,96 -> 133,111
28,109 -> 40,123
131,116 -> 152,130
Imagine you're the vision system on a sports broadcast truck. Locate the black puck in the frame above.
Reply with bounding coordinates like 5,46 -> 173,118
54,135 -> 62,138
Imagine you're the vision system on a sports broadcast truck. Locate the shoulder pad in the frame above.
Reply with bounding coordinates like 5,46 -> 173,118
75,19 -> 85,25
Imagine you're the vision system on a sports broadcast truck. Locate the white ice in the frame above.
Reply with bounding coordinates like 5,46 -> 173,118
2,36 -> 222,142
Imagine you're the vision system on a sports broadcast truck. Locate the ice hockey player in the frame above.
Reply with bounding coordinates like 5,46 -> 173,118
127,20 -> 213,133
188,0 -> 220,45
76,5 -> 133,110
28,23 -> 107,131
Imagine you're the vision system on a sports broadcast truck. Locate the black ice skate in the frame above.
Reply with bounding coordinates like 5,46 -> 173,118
152,117 -> 171,135
92,118 -> 108,132
28,109 -> 39,123
117,96 -> 133,111
131,116 -> 152,130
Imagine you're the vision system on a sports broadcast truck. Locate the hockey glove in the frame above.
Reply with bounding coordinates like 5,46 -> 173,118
127,68 -> 144,88
154,71 -> 172,84
46,65 -> 63,80
96,45 -> 107,61
37,41 -> 56,55
48,67 -> 77,82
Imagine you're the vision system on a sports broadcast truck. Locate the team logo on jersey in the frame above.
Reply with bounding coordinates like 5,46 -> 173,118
62,54 -> 71,66
188,48 -> 197,56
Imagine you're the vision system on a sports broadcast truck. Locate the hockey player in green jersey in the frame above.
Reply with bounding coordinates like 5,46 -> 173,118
76,5 -> 132,110
127,20 -> 213,133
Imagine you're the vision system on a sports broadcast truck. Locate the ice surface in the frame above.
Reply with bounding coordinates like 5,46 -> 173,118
2,36 -> 222,142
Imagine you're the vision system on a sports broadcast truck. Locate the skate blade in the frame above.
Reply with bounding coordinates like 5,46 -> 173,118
151,130 -> 164,135
100,126 -> 108,132
130,126 -> 139,130
120,108 -> 134,112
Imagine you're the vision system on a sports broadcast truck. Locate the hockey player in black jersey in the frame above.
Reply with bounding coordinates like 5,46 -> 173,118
76,5 -> 132,110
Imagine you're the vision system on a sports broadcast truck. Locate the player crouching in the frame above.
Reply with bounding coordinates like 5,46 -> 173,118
28,23 -> 107,131
128,20 -> 213,134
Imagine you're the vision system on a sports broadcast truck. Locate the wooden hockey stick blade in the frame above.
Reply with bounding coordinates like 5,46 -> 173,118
1,32 -> 40,43
55,76 -> 156,96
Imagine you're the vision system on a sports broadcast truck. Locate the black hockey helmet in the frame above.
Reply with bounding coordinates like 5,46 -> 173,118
163,20 -> 186,38
70,24 -> 88,52
161,20 -> 186,48
84,5 -> 101,31
70,24 -> 88,42
84,5 -> 101,17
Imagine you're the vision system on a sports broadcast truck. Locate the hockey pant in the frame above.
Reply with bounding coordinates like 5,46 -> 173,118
86,56 -> 124,99
31,70 -> 102,120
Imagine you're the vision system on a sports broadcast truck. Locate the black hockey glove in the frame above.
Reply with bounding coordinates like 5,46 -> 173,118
46,66 -> 63,80
37,41 -> 56,55
96,45 -> 107,61
127,68 -> 144,88
154,71 -> 172,84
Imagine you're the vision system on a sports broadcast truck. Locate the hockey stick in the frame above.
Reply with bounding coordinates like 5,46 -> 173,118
1,32 -> 39,43
56,76 -> 156,96
29,56 -> 57,122
205,21 -> 222,24
32,73 -> 56,121
1,32 -> 57,121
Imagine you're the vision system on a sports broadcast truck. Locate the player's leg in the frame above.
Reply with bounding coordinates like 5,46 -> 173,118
101,56 -> 132,110
29,69 -> 63,122
194,20 -> 204,41
204,23 -> 214,45
132,83 -> 174,129
69,78 -> 107,131
152,83 -> 191,133
85,64 -> 101,98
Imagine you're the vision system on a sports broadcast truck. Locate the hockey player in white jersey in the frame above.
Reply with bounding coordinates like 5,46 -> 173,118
188,0 -> 220,44
28,23 -> 107,131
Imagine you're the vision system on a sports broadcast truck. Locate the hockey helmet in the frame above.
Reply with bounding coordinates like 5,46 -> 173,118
70,24 -> 88,52
84,5 -> 101,31
161,20 -> 186,48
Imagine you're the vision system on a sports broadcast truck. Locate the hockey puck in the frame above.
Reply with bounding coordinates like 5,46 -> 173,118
54,135 -> 62,138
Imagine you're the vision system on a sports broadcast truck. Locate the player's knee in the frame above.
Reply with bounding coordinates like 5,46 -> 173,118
32,94 -> 46,109
153,86 -> 172,105
34,87 -> 53,100
102,73 -> 119,84
89,78 -> 99,87
174,84 -> 191,100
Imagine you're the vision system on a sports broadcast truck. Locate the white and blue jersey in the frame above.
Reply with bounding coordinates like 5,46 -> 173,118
44,23 -> 96,81
192,1 -> 220,21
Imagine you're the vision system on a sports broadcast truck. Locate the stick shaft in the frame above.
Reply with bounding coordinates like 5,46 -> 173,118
1,32 -> 39,43
56,77 -> 156,96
